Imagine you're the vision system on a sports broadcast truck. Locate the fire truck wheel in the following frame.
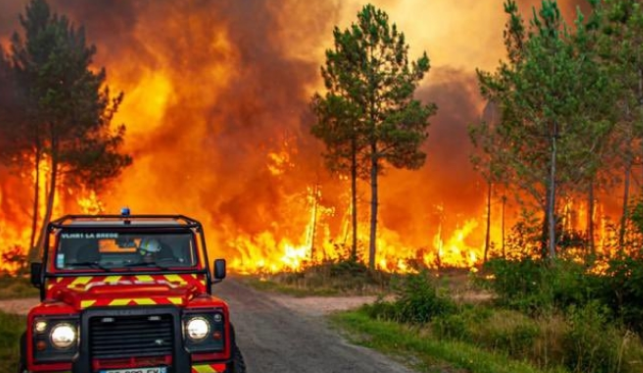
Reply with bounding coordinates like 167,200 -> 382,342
18,332 -> 29,373
232,344 -> 246,373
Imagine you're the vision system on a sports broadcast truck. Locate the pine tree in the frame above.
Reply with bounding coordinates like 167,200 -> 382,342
477,0 -> 612,258
600,0 -> 643,252
312,4 -> 436,269
10,0 -> 132,259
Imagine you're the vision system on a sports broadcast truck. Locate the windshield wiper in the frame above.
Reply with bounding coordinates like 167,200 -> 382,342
124,261 -> 171,270
66,261 -> 112,272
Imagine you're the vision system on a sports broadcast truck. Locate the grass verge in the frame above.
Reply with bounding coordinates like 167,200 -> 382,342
242,277 -> 342,297
0,311 -> 25,373
240,260 -> 391,297
0,276 -> 39,300
330,309 -> 568,373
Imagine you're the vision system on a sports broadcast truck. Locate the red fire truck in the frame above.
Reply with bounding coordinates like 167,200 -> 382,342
19,210 -> 245,373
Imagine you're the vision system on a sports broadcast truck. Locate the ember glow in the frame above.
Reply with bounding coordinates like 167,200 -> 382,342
0,0 -> 618,275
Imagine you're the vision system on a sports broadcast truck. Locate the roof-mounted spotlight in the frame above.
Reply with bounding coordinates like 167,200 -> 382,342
121,207 -> 131,224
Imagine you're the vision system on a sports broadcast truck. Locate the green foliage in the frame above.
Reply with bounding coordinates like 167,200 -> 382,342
598,257 -> 643,332
432,306 -> 490,340
482,258 -> 545,311
11,0 -> 132,187
365,272 -> 456,323
629,199 -> 643,235
481,258 -> 597,314
0,311 -> 25,373
6,0 -> 132,258
433,306 -> 541,358
0,276 -> 39,300
475,0 -> 616,259
334,309 -> 568,373
247,259 -> 390,296
481,256 -> 643,334
311,4 -> 436,268
562,302 -> 622,373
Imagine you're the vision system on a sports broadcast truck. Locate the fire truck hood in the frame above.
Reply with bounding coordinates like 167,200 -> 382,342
47,274 -> 210,311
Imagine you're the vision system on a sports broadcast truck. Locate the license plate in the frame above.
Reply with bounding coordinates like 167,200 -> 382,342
100,367 -> 167,373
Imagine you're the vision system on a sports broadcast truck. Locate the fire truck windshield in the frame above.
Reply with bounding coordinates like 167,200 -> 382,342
55,231 -> 198,270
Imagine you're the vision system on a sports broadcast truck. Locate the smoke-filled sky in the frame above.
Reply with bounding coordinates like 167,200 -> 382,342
0,0 -> 588,266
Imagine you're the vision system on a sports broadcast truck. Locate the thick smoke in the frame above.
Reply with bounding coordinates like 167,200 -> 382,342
0,0 -> 591,265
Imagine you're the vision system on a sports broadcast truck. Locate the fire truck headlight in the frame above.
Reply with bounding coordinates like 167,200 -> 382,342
186,317 -> 210,341
34,320 -> 48,333
50,323 -> 76,349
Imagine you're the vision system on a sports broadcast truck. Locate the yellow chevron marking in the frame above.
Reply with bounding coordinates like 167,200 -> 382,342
192,274 -> 198,279
168,297 -> 183,305
135,275 -> 154,282
104,276 -> 122,284
69,276 -> 93,288
109,299 -> 131,306
109,298 -> 157,306
81,300 -> 96,309
134,298 -> 156,305
193,365 -> 217,373
164,274 -> 187,285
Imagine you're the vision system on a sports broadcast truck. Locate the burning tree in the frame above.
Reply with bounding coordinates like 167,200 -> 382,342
476,0 -> 613,259
5,0 -> 131,259
311,4 -> 436,269
599,0 -> 643,252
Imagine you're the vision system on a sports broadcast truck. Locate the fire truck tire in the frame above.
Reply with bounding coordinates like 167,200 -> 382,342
18,332 -> 29,373
229,324 -> 245,373
232,344 -> 246,373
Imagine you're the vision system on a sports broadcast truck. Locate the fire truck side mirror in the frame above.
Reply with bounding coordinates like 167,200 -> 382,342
213,259 -> 226,282
30,263 -> 43,288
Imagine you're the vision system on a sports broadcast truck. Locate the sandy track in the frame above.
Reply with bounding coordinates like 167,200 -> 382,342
0,281 -> 415,373
217,280 -> 414,373
0,297 -> 38,315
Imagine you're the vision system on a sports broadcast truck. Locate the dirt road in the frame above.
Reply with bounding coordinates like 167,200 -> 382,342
217,280 -> 415,373
0,281 -> 415,373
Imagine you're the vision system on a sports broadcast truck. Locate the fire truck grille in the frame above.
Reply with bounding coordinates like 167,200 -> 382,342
89,314 -> 174,359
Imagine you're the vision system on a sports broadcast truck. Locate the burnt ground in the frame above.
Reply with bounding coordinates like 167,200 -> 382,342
0,280 -> 415,373
217,280 -> 416,373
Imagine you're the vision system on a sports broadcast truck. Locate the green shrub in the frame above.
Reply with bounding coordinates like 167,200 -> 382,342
364,272 -> 456,324
480,258 -> 597,315
393,272 -> 457,323
481,258 -> 551,312
258,259 -> 390,296
562,302 -> 620,373
0,275 -> 39,300
363,297 -> 399,320
433,312 -> 472,340
432,306 -> 486,340
0,311 -> 25,373
478,311 -> 541,358
598,257 -> 643,333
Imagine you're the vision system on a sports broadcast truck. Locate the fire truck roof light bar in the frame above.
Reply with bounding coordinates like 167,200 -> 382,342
49,214 -> 202,229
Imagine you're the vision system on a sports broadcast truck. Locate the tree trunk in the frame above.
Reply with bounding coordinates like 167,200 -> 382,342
33,157 -> 57,260
29,146 -> 41,253
34,125 -> 58,261
619,157 -> 632,253
484,180 -> 492,263
368,147 -> 378,270
541,192 -> 550,259
587,179 -> 595,256
350,137 -> 358,262
547,133 -> 558,259
310,184 -> 319,261
501,195 -> 506,258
